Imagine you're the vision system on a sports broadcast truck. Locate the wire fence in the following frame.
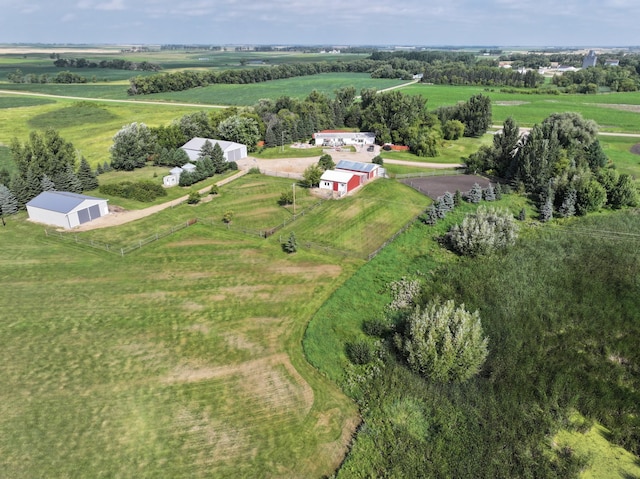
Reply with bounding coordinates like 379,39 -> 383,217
44,218 -> 199,256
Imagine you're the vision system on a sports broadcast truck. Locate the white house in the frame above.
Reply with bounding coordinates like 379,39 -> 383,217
26,191 -> 109,229
181,137 -> 248,163
313,131 -> 376,148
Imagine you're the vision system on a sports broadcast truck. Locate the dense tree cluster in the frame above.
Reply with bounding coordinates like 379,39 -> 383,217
552,66 -> 639,92
2,129 -> 98,210
465,113 -> 639,219
7,69 -> 88,84
435,94 -> 492,137
421,63 -> 544,88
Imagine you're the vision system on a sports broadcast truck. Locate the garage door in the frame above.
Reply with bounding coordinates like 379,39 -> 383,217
89,204 -> 101,220
77,208 -> 91,224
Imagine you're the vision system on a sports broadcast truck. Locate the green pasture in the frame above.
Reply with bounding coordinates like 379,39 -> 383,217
0,97 -> 208,168
380,134 -> 493,164
279,179 -> 430,258
401,84 -> 640,133
0,177 -> 372,478
141,73 -> 408,106
599,136 -> 640,179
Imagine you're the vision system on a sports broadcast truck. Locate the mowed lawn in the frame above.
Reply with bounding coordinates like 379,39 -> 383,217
0,207 -> 361,477
0,174 -> 427,478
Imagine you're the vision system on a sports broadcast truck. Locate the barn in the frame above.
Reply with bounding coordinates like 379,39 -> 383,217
335,160 -> 381,180
26,191 -> 109,229
181,138 -> 248,163
319,170 -> 364,196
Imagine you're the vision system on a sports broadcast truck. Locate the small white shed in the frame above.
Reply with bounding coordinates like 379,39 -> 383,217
26,191 -> 109,229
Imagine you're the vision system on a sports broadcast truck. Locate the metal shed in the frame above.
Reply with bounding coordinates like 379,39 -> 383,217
26,191 -> 109,229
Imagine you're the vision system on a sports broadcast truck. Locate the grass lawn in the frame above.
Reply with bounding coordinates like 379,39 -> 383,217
279,179 -> 430,258
0,176 -> 376,478
253,144 -> 326,159
599,136 -> 640,180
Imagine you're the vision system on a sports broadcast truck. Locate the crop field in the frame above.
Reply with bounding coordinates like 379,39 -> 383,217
139,73 -> 409,106
402,83 -> 640,134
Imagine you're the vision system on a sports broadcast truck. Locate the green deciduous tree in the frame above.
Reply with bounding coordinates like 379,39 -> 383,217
394,299 -> 489,382
302,163 -> 322,188
216,115 -> 261,152
318,153 -> 335,171
110,122 -> 157,171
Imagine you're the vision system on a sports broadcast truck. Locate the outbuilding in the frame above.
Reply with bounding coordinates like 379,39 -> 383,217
26,191 -> 109,229
181,137 -> 248,163
335,160 -> 381,180
319,170 -> 363,196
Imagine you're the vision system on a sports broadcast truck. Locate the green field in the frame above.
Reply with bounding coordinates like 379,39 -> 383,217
402,83 -> 640,134
0,172 -> 433,478
305,200 -> 640,478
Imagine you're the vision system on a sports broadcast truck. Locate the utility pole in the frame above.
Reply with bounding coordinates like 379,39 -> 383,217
292,182 -> 296,215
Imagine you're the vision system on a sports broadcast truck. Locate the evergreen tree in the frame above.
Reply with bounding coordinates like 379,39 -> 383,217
0,184 -> 19,215
492,116 -> 520,177
318,153 -> 335,170
494,182 -> 503,200
40,174 -> 56,191
442,191 -> 455,211
518,208 -> 526,221
0,167 -> 11,187
609,174 -> 639,209
10,175 -> 29,208
211,142 -> 226,174
421,205 -> 438,225
54,164 -> 82,193
468,183 -> 483,203
77,157 -> 98,191
96,163 -> 104,175
454,190 -> 463,207
282,232 -> 298,253
540,195 -> 554,222
483,183 -> 496,201
558,188 -> 577,218
435,197 -> 448,219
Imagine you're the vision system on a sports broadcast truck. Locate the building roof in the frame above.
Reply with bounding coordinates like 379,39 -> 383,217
182,163 -> 197,171
169,167 -> 183,175
320,170 -> 356,183
26,191 -> 105,214
336,160 -> 379,173
313,131 -> 376,140
181,137 -> 245,154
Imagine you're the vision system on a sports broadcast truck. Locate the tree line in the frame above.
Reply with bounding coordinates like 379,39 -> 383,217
0,129 -> 98,215
53,57 -> 161,71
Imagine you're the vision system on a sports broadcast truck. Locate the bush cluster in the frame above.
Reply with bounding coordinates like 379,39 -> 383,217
99,181 -> 167,202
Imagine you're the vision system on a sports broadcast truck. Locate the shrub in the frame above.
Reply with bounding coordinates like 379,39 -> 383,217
248,167 -> 261,174
228,161 -> 238,171
345,341 -> 373,365
446,206 -> 518,257
362,318 -> 392,338
394,299 -> 488,382
222,210 -> 233,224
278,190 -> 293,206
98,181 -> 167,202
318,153 -> 335,170
187,191 -> 200,204
372,155 -> 384,165
209,184 -> 219,195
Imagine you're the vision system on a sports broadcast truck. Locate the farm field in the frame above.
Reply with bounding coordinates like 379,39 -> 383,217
402,83 -> 640,134
0,173 -> 429,478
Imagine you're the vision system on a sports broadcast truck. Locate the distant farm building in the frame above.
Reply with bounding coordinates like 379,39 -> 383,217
582,50 -> 598,68
313,131 -> 376,148
335,160 -> 381,180
605,59 -> 620,67
26,191 -> 109,229
180,138 -> 247,163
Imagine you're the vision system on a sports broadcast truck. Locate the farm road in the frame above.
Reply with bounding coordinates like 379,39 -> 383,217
69,169 -> 248,231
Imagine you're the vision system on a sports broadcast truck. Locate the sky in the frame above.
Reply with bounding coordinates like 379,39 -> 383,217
0,0 -> 638,47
